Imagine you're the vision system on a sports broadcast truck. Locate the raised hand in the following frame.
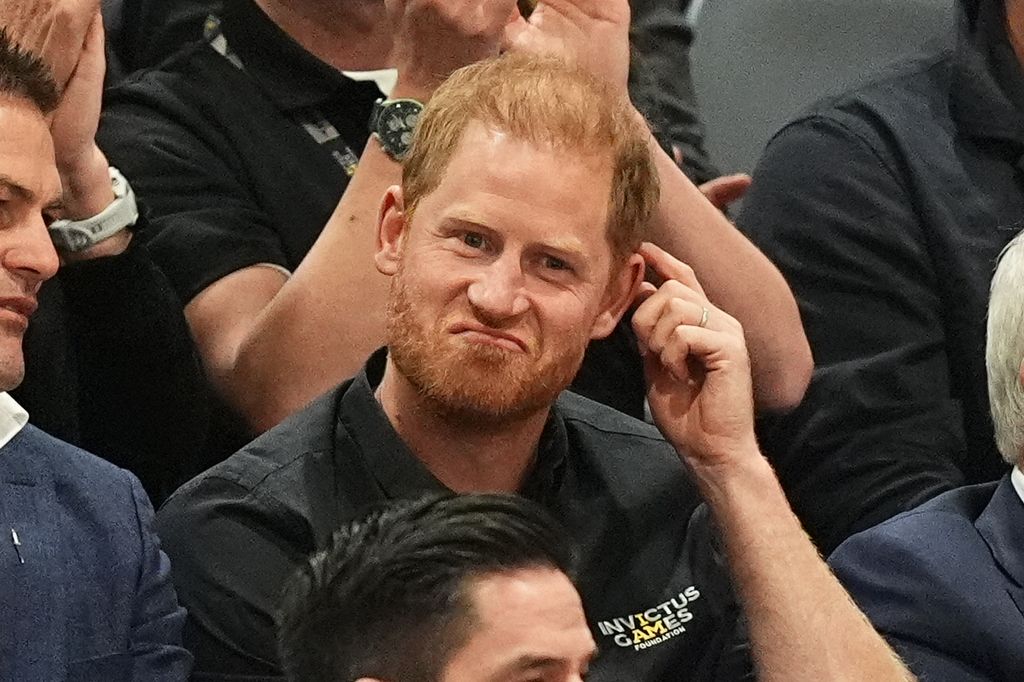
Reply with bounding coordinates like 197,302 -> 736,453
1,0 -> 99,90
504,0 -> 631,97
385,0 -> 521,98
632,242 -> 758,470
50,11 -> 113,221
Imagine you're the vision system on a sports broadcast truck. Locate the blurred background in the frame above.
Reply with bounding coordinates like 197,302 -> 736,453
692,0 -> 956,172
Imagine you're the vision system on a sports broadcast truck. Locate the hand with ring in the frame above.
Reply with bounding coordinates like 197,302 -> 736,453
632,242 -> 759,471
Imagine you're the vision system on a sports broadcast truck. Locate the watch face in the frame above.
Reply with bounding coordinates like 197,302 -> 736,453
379,101 -> 422,159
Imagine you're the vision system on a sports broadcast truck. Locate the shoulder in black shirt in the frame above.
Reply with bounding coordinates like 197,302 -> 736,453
156,350 -> 749,681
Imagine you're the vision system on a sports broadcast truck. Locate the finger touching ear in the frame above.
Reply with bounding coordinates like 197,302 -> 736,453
638,242 -> 707,299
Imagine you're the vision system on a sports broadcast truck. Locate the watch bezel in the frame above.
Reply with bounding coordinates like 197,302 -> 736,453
371,98 -> 424,161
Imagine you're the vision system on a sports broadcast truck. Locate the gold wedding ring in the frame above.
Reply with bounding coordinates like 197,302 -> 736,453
698,306 -> 709,329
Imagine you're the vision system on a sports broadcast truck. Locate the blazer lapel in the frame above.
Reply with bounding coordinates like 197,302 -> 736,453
975,475 -> 1024,619
0,430 -> 67,679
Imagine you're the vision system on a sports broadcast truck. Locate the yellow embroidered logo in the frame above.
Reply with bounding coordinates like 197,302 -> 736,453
596,586 -> 701,651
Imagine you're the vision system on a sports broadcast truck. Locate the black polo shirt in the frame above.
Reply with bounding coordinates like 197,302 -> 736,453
155,350 -> 749,681
97,0 -> 646,419
736,0 -> 1023,554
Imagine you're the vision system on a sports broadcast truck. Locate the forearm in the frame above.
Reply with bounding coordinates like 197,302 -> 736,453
645,136 -> 811,411
695,454 -> 913,681
217,140 -> 399,431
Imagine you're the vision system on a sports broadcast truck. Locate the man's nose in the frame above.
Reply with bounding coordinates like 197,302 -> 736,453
4,214 -> 60,286
466,255 -> 530,321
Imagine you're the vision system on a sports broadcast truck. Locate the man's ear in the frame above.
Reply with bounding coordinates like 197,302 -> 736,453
375,185 -> 408,276
590,252 -> 645,340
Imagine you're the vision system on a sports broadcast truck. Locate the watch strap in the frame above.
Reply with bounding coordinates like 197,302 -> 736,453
49,167 -> 139,253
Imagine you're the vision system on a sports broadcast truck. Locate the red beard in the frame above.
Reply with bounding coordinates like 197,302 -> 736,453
385,267 -> 589,424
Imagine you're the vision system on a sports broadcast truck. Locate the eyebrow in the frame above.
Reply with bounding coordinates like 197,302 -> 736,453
0,174 -> 62,210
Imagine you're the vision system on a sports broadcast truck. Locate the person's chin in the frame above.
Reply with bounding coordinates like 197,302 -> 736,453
0,334 -> 26,391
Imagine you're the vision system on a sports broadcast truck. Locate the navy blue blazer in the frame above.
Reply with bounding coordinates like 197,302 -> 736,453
830,475 -> 1024,680
0,424 -> 192,680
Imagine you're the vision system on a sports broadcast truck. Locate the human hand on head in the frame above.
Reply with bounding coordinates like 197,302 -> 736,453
1,0 -> 100,90
385,0 -> 521,99
503,0 -> 631,99
50,11 -> 114,222
632,242 -> 759,473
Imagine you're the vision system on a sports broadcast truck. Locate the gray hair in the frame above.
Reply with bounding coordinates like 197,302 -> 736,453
987,231 -> 1024,466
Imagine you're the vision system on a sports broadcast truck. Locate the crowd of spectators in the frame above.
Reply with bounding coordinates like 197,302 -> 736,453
0,0 -> 1022,679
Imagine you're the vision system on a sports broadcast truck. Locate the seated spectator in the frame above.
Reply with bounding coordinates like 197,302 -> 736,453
830,230 -> 1024,681
157,54 -> 909,681
98,0 -> 810,434
278,494 -> 593,682
100,0 -> 723,184
0,30 -> 190,678
4,0 -> 210,505
736,0 -> 1020,553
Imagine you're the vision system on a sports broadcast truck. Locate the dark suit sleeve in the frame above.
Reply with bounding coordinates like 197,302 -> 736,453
829,520 -> 994,681
126,473 -> 193,680
155,477 -> 310,680
737,115 -> 966,553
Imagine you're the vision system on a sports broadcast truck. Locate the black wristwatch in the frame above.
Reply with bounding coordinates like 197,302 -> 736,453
368,98 -> 424,161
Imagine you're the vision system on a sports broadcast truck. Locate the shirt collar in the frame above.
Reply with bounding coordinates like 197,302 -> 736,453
951,0 -> 1024,146
1011,465 -> 1024,506
0,392 -> 28,453
341,349 -> 568,504
218,0 -> 383,113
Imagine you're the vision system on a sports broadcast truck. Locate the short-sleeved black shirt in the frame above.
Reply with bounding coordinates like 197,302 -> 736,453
98,0 -> 646,417
155,350 -> 750,681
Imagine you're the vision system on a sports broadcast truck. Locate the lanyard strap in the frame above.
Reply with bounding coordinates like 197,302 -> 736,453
204,15 -> 360,177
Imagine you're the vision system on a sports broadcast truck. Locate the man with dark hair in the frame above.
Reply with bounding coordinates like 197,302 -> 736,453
278,494 -> 589,682
158,53 -> 909,681
737,0 -> 1024,553
3,1 -> 210,505
0,27 -> 190,679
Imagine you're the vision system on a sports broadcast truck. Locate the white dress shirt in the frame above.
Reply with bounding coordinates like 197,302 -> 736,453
1011,465 -> 1024,506
0,391 -> 28,452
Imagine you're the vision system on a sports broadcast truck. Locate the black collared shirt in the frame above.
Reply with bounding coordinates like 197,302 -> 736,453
155,350 -> 749,681
737,0 -> 1023,554
97,0 -> 647,420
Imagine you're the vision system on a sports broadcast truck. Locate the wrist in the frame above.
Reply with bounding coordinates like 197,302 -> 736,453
391,68 -> 439,102
49,166 -> 139,258
683,445 -> 776,504
59,145 -> 115,219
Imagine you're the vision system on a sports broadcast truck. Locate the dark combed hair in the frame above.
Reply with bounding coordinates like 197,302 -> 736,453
278,494 -> 576,682
0,28 -> 59,114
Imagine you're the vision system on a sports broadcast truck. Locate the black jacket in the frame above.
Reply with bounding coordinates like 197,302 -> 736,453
737,0 -> 1022,553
